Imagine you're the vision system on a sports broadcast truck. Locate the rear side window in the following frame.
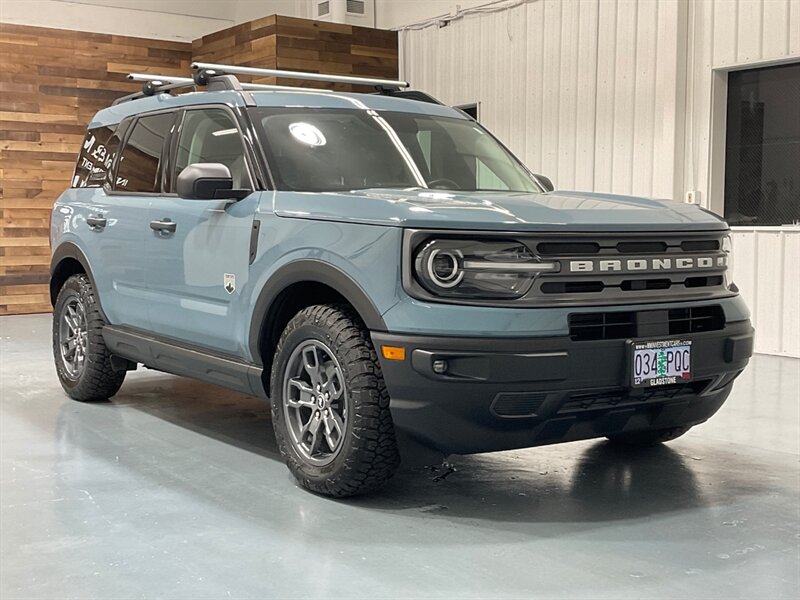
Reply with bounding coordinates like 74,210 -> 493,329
72,125 -> 117,188
114,112 -> 174,193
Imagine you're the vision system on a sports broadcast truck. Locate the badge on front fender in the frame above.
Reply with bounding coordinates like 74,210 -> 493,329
224,273 -> 236,294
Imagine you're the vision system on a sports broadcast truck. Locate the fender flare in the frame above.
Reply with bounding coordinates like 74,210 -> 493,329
248,259 -> 387,362
50,243 -> 107,318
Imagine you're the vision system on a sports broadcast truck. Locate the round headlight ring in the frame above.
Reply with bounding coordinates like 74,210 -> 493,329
426,248 -> 464,288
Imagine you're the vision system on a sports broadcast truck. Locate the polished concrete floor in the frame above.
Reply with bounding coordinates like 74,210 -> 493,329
1,314 -> 798,600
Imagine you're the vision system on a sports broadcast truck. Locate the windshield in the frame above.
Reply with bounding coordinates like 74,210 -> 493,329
251,108 -> 541,193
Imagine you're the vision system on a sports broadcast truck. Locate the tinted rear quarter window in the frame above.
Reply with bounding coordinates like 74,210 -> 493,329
114,112 -> 175,193
72,125 -> 117,188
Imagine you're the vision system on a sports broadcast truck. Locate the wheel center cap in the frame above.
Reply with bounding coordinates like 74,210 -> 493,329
317,396 -> 325,408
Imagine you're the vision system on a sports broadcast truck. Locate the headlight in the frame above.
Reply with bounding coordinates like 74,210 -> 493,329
722,233 -> 732,255
413,239 -> 559,299
721,233 -> 735,290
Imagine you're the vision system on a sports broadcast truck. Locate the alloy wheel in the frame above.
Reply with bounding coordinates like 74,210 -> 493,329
59,297 -> 88,379
282,339 -> 348,466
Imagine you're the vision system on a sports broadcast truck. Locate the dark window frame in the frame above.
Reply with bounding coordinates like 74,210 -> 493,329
108,108 -> 177,196
166,105 -> 257,194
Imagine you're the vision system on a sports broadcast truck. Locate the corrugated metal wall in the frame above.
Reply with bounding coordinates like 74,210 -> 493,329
399,0 -> 800,357
731,229 -> 800,357
400,0 -> 684,198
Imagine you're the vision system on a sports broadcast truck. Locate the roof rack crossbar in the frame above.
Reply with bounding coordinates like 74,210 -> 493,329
114,64 -> 412,105
191,62 -> 410,89
128,73 -> 195,86
121,72 -> 339,102
111,74 -> 195,105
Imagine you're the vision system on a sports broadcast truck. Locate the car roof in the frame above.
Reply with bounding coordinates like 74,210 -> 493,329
89,89 -> 466,128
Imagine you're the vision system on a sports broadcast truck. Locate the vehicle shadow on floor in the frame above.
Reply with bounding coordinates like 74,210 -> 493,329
95,373 -> 775,526
110,371 -> 282,460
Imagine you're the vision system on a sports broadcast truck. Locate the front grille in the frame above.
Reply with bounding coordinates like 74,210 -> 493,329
568,311 -> 637,341
535,237 -> 720,256
530,232 -> 730,304
558,380 -> 711,413
540,275 -> 724,295
681,239 -> 720,252
541,281 -> 605,294
537,241 -> 600,255
667,305 -> 726,334
616,241 -> 668,253
569,305 -> 725,341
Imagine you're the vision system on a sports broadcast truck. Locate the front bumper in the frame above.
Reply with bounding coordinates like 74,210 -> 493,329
372,320 -> 753,461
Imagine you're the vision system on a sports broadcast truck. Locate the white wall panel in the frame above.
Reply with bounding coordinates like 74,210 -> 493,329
400,0 -> 682,199
376,0 -> 490,29
593,0 -> 617,193
574,2 -> 599,191
732,229 -> 800,357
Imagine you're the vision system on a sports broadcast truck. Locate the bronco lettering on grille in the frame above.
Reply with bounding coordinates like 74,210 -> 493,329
568,256 -> 727,273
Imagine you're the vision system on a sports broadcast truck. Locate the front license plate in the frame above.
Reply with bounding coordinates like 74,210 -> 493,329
631,339 -> 692,387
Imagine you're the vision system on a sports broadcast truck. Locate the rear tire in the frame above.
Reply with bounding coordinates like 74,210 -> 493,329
52,274 -> 125,402
270,304 -> 400,497
606,425 -> 692,447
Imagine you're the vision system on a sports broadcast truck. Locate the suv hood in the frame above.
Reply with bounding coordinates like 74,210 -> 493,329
274,189 -> 728,232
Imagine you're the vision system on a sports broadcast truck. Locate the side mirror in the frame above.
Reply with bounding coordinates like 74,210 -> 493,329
177,163 -> 250,200
534,174 -> 554,192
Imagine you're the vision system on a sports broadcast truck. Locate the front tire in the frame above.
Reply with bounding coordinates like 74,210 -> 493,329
606,425 -> 692,447
52,274 -> 125,402
270,305 -> 400,497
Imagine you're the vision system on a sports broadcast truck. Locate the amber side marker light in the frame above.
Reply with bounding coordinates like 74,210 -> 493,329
381,346 -> 406,361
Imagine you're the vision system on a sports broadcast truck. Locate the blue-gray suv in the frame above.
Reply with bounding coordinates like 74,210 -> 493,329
50,64 -> 754,497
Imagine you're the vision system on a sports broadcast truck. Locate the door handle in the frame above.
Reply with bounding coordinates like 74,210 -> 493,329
86,215 -> 107,230
149,219 -> 176,234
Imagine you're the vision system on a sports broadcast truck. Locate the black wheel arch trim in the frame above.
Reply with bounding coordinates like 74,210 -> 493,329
248,259 -> 387,363
50,243 -> 107,319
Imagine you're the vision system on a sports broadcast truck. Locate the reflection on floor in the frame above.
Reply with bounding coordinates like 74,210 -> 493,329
1,314 -> 798,599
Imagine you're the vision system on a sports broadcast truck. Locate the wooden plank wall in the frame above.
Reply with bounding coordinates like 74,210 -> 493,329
193,15 -> 398,92
0,17 -> 397,316
0,23 -> 191,315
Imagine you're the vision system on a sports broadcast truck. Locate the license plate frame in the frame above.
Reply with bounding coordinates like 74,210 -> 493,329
629,338 -> 693,388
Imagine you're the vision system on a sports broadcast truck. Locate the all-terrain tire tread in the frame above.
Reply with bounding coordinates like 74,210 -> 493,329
271,304 -> 400,497
53,274 -> 125,402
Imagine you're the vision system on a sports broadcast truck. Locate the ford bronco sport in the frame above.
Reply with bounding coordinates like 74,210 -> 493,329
50,64 -> 754,497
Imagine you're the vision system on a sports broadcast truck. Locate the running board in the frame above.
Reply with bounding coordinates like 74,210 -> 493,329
102,325 -> 266,398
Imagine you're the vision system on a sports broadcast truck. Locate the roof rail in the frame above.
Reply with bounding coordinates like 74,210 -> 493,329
112,74 -> 196,105
191,62 -> 410,90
